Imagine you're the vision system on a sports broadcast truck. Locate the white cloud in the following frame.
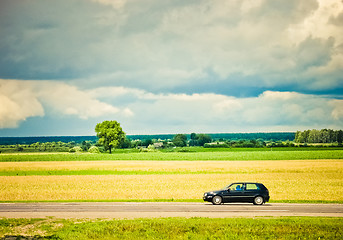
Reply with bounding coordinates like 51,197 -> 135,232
287,0 -> 343,44
1,79 -> 342,133
330,99 -> 343,121
0,79 -> 129,128
34,81 -> 121,119
89,86 -> 343,133
92,0 -> 126,9
0,80 -> 44,128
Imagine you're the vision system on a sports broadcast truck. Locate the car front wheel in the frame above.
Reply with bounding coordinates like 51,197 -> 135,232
212,196 -> 223,205
253,196 -> 264,205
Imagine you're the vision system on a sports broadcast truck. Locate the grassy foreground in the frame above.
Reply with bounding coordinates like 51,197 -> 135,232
1,217 -> 342,239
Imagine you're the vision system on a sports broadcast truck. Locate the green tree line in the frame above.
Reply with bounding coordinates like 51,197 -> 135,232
294,129 -> 343,143
1,120 -> 342,154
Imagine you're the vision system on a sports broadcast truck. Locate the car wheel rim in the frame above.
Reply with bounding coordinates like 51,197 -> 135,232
255,197 -> 263,204
214,197 -> 221,204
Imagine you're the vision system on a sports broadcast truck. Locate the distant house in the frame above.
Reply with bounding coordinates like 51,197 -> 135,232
153,142 -> 163,148
206,142 -> 225,145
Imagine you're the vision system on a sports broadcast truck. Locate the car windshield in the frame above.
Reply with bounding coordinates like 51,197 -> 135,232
222,183 -> 245,191
221,184 -> 232,190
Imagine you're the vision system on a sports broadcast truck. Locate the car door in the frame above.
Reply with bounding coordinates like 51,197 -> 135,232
222,183 -> 245,202
244,183 -> 260,201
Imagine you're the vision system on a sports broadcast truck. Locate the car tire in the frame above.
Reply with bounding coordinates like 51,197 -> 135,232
253,196 -> 264,205
212,196 -> 223,205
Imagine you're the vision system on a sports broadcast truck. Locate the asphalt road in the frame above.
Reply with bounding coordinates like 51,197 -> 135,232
0,202 -> 342,218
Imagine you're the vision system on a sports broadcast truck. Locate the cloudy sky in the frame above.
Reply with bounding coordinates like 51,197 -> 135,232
0,0 -> 342,136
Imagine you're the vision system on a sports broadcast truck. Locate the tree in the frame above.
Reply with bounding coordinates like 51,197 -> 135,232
173,134 -> 187,147
189,133 -> 198,146
295,131 -> 306,143
294,129 -> 343,144
88,146 -> 100,154
81,141 -> 92,151
321,129 -> 330,143
120,137 -> 132,149
308,129 -> 320,143
294,131 -> 301,143
337,130 -> 343,144
197,134 -> 212,146
142,139 -> 153,147
95,120 -> 126,153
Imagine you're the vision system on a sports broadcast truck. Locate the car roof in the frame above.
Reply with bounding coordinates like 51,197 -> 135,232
231,182 -> 263,185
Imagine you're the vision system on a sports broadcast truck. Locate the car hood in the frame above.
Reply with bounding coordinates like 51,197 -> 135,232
206,190 -> 226,195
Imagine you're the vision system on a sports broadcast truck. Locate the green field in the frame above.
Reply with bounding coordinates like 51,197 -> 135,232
0,217 -> 342,239
1,148 -> 342,161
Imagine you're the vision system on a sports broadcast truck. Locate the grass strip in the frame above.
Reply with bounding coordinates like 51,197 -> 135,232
0,169 -> 299,176
0,170 -> 233,176
1,150 -> 343,162
0,217 -> 342,239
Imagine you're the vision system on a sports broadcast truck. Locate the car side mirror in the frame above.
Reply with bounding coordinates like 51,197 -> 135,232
227,189 -> 230,192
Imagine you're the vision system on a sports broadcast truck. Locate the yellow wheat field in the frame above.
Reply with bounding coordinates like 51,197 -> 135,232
0,160 -> 342,201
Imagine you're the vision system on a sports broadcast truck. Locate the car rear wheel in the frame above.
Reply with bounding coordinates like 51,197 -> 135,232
253,196 -> 264,205
212,196 -> 223,205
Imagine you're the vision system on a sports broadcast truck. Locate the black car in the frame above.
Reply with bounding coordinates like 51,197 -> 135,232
203,182 -> 269,205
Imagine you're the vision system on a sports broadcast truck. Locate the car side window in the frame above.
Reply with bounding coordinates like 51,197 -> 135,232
229,184 -> 244,191
246,183 -> 259,190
